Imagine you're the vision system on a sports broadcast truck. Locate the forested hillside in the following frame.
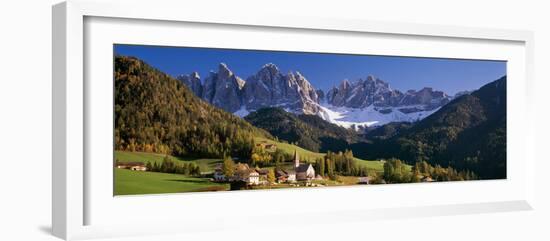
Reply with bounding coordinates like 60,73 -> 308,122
114,56 -> 271,159
355,76 -> 507,179
245,107 -> 362,153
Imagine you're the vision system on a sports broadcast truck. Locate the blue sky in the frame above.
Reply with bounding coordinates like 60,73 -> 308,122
114,44 -> 506,95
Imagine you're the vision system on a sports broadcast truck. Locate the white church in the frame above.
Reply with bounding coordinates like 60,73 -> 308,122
281,150 -> 315,182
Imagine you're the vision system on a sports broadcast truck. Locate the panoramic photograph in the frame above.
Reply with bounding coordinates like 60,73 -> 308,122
113,44 -> 507,196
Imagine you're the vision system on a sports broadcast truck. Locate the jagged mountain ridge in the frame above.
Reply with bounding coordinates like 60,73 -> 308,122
325,75 -> 450,111
177,63 -> 457,127
243,63 -> 320,115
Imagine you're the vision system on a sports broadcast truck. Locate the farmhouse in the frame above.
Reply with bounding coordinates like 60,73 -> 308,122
116,162 -> 147,171
256,141 -> 277,151
214,163 -> 261,185
256,168 -> 270,185
275,170 -> 288,183
232,168 -> 260,185
275,169 -> 296,183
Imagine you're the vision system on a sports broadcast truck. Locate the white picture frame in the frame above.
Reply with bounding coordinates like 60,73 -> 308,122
52,0 -> 535,240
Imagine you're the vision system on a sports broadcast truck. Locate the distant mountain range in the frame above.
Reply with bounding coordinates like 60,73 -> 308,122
177,63 -> 320,116
176,63 -> 463,127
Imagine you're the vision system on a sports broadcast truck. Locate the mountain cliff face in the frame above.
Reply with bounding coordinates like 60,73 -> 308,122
176,72 -> 202,97
200,63 -> 245,113
177,63 -> 454,128
243,64 -> 319,115
177,63 -> 321,115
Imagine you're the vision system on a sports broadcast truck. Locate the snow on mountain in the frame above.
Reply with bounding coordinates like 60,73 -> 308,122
233,105 -> 250,118
317,103 -> 440,129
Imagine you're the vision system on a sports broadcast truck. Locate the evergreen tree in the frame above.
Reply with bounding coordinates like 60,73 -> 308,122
319,158 -> 325,176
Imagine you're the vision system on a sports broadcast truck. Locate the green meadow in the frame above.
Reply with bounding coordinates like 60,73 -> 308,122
114,168 -> 229,195
115,151 -> 221,174
254,137 -> 386,172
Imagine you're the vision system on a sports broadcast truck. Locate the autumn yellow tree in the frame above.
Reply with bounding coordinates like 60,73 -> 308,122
222,155 -> 235,177
267,169 -> 276,184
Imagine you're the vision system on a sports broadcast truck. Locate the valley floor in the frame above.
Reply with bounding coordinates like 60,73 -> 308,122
113,149 -> 389,196
115,168 -> 229,195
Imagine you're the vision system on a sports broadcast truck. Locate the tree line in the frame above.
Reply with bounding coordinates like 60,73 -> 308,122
145,156 -> 201,176
250,146 -> 292,167
314,150 -> 369,179
378,159 -> 478,184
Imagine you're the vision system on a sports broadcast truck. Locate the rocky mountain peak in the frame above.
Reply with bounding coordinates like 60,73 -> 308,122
198,63 -> 245,113
292,71 -> 312,88
191,71 -> 200,79
218,63 -> 233,79
258,63 -> 280,78
339,79 -> 351,90
176,72 -> 203,97
242,63 -> 320,115
418,87 -> 433,93
262,62 -> 279,70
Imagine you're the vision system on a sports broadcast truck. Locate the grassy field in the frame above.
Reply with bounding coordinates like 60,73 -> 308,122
115,151 -> 221,173
254,137 -> 385,172
254,137 -> 325,161
114,168 -> 229,195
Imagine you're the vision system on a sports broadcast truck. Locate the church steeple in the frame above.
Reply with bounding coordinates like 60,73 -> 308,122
294,149 -> 300,167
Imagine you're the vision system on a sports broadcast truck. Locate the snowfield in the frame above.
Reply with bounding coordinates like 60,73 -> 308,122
233,103 -> 439,129
233,106 -> 250,118
317,104 -> 439,129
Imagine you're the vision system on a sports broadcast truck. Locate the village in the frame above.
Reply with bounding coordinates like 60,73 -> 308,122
115,143 -> 374,192
212,150 -> 332,189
